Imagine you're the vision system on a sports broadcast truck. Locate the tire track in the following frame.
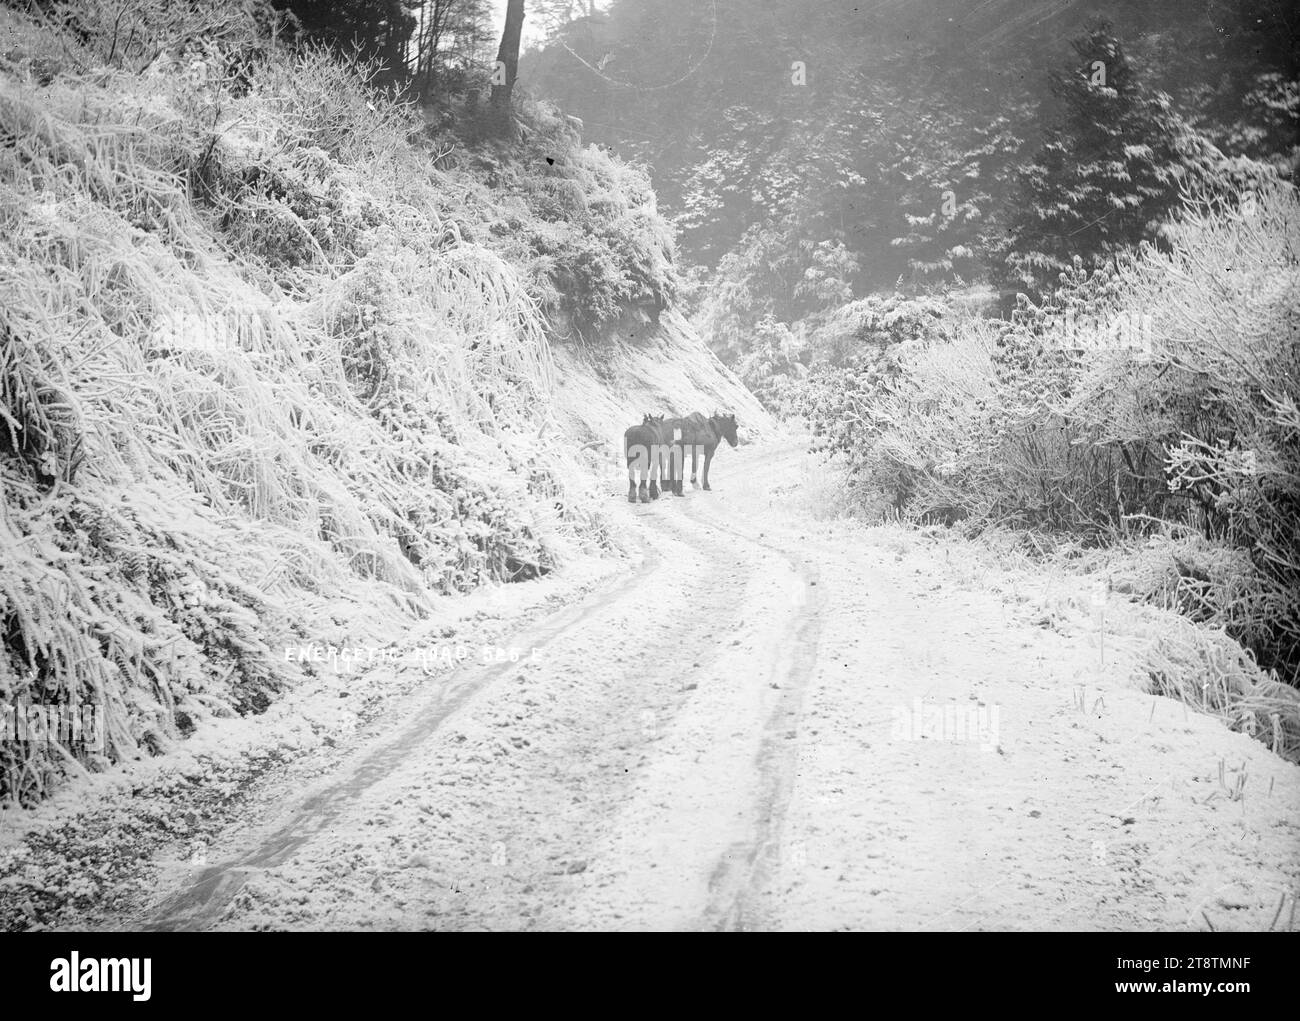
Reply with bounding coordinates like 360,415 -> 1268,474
144,542 -> 668,930
143,495 -> 760,930
536,447 -> 828,929
430,501 -> 781,930
682,489 -> 828,931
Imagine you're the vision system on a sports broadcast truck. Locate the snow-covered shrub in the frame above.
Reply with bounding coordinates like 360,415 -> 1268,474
819,180 -> 1299,689
0,5 -> 623,804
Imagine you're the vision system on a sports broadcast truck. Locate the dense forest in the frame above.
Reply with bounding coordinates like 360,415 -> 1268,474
524,1 -> 1297,338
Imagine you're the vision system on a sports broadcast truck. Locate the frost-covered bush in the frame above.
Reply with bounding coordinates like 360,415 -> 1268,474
813,181 -> 1299,685
784,294 -> 953,460
0,5 -> 624,804
482,132 -> 680,341
804,293 -> 951,369
735,315 -> 805,413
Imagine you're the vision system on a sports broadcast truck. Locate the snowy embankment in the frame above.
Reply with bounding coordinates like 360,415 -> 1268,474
0,1 -> 765,927
0,304 -> 767,931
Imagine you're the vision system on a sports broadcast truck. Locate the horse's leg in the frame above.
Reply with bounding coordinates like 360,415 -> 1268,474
690,443 -> 700,488
702,445 -> 715,491
630,443 -> 651,503
673,443 -> 686,496
648,443 -> 661,499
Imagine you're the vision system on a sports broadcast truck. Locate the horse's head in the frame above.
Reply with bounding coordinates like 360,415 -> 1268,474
714,411 -> 739,448
642,412 -> 665,427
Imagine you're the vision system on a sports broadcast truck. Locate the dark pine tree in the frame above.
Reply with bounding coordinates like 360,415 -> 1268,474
997,20 -> 1215,303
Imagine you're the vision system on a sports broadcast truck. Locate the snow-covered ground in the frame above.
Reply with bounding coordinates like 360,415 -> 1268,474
12,437 -> 1291,932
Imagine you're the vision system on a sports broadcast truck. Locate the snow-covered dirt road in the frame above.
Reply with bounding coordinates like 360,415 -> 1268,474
120,440 -> 1300,931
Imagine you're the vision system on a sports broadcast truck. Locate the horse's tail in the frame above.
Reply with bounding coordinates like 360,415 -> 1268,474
625,425 -> 654,475
624,425 -> 644,459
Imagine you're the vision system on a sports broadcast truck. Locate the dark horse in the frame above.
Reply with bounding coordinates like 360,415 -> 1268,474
662,411 -> 738,495
651,415 -> 687,499
625,413 -> 664,503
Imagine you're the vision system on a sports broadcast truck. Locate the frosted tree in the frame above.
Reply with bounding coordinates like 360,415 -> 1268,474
998,20 -> 1216,301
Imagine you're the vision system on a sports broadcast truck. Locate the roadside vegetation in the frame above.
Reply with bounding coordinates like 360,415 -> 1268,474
0,0 -> 679,805
790,183 -> 1300,759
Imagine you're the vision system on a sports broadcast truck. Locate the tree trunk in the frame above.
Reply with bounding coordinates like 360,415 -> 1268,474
491,0 -> 526,124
